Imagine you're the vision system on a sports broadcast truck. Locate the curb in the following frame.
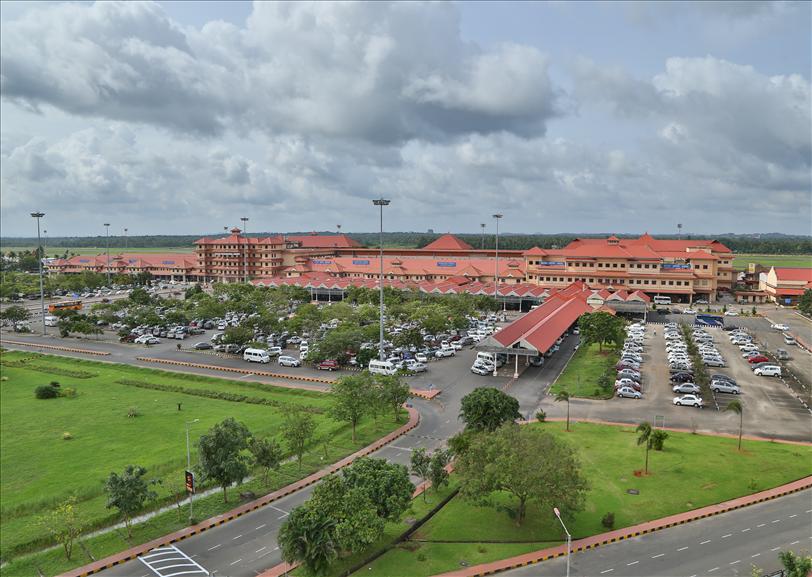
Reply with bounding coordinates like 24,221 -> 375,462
0,339 -> 111,356
56,407 -> 421,577
432,475 -> 812,577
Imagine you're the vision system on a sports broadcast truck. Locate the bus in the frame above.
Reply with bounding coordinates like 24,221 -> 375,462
653,296 -> 672,305
48,300 -> 83,313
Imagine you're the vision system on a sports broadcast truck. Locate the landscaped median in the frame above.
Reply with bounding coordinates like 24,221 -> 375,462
0,338 -> 111,356
0,351 -> 415,577
332,421 -> 812,577
549,342 -> 617,399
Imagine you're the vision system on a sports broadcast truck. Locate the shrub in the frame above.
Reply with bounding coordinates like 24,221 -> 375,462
601,512 -> 615,529
59,387 -> 77,398
49,381 -> 60,388
417,553 -> 427,562
126,406 -> 140,418
35,385 -> 58,399
651,430 -> 669,451
62,432 -> 73,440
535,409 -> 546,422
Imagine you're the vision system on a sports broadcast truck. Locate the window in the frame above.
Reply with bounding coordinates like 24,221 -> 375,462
612,263 -> 618,268
703,264 -> 709,269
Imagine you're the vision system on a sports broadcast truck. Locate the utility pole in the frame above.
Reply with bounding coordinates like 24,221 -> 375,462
480,223 -> 486,249
492,214 -> 503,376
677,223 -> 682,241
185,419 -> 199,524
373,198 -> 391,361
554,507 -> 571,577
31,212 -> 46,335
103,223 -> 111,285
124,228 -> 128,250
240,217 -> 249,283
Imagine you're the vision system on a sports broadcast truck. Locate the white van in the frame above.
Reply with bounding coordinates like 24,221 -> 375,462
243,348 -> 270,364
368,360 -> 398,376
653,296 -> 672,305
754,365 -> 781,377
44,315 -> 59,327
476,352 -> 495,365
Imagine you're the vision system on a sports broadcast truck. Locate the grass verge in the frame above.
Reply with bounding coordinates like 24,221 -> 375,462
549,343 -> 616,399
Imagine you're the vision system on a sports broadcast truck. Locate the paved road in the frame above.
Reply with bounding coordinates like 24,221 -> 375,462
502,488 -> 812,577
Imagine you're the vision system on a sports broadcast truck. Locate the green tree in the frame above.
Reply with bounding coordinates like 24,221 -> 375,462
636,421 -> 653,474
221,325 -> 255,347
341,457 -> 414,520
310,474 -> 384,553
579,312 -> 624,351
105,465 -> 159,539
459,387 -> 520,432
279,502 -> 338,574
429,449 -> 451,494
410,448 -> 432,501
375,374 -> 410,422
0,304 -> 30,325
555,390 -> 572,432
393,328 -> 423,349
778,550 -> 812,577
725,399 -> 744,451
283,410 -> 317,470
330,373 -> 373,442
456,424 -> 588,526
798,289 -> 812,315
249,437 -> 284,486
354,347 -> 377,368
128,287 -> 151,305
196,418 -> 252,502
38,495 -> 84,560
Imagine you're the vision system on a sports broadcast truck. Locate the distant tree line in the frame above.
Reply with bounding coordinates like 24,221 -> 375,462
3,232 -> 810,254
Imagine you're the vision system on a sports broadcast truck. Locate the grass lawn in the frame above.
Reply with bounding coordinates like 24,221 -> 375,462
732,254 -> 812,269
0,351 -> 404,568
356,422 -> 812,577
549,343 -> 616,399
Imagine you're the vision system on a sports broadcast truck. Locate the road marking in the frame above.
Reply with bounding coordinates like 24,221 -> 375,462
600,570 -> 614,574
757,523 -> 766,527
255,547 -> 266,553
677,546 -> 689,551
232,534 -> 243,540
771,519 -> 781,523
208,544 -> 222,551
229,559 -> 242,566
269,504 -> 288,515
627,561 -> 639,566
742,528 -> 751,532
806,509 -> 812,513
255,550 -> 273,560
708,568 -> 719,573
388,445 -> 414,451
789,514 -> 797,518
700,540 -> 711,545
730,560 -> 741,565
256,524 -> 266,530
772,547 -> 781,551
752,553 -> 761,558
277,514 -> 288,519
791,540 -> 800,545
721,534 -> 732,538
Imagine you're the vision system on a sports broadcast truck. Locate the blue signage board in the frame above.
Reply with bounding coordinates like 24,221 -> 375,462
785,298 -> 792,305
536,261 -> 566,266
352,260 -> 370,265
312,260 -> 332,265
79,259 -> 90,263
162,260 -> 175,265
437,262 -> 457,267
661,264 -> 691,270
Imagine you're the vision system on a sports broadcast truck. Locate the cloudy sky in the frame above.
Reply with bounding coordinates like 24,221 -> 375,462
1,1 -> 810,237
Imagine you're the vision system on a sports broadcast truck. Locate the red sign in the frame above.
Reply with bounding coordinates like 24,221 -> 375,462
185,470 -> 195,494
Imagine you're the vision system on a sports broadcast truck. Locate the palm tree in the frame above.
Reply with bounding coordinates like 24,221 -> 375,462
725,400 -> 744,451
636,421 -> 653,474
555,390 -> 571,431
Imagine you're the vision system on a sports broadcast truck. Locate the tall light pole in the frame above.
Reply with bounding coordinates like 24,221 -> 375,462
31,212 -> 46,335
185,418 -> 199,523
124,228 -> 128,250
492,214 -> 503,376
373,198 -> 390,361
43,229 -> 48,259
480,223 -> 486,249
677,223 -> 683,240
240,217 -> 249,283
103,223 -> 111,285
553,507 -> 571,577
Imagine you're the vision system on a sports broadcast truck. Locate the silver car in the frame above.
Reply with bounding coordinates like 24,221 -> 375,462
710,380 -> 740,394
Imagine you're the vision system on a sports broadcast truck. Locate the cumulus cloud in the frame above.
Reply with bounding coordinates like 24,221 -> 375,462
1,1 -> 563,142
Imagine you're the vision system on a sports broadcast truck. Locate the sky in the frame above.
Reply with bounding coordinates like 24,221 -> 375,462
1,1 -> 810,238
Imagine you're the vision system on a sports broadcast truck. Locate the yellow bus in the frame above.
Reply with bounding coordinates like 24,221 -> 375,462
48,300 -> 83,313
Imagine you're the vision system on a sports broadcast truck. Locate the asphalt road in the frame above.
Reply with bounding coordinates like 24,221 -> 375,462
502,488 -> 812,577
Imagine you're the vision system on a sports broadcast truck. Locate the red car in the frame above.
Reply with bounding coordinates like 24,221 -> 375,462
316,359 -> 339,371
748,355 -> 769,364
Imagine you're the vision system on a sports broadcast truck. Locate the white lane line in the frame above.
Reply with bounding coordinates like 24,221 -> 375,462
708,568 -> 719,573
627,561 -> 639,566
791,540 -> 800,545
806,509 -> 812,513
268,504 -> 288,515
772,519 -> 781,523
255,547 -> 266,553
388,445 -> 414,451
277,514 -> 288,519
229,559 -> 242,566
255,550 -> 273,560
255,524 -> 267,530
207,544 -> 222,551
789,514 -> 798,518
730,560 -> 741,565
677,546 -> 689,551
772,547 -> 782,551
741,528 -> 751,532
600,570 -> 614,574
700,540 -> 711,545
752,553 -> 761,558
651,553 -> 664,559
232,534 -> 243,540
721,534 -> 732,538
757,523 -> 766,527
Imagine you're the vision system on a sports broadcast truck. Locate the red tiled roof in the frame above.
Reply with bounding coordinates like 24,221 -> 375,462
774,288 -> 807,296
523,247 -> 548,256
773,267 -> 812,282
287,234 -> 362,248
422,234 -> 474,251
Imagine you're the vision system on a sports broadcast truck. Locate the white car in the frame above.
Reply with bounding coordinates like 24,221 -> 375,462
617,386 -> 642,399
754,365 -> 781,377
267,346 -> 283,356
770,323 -> 789,331
672,383 -> 701,394
405,361 -> 428,373
435,348 -> 455,358
674,394 -> 703,407
471,364 -> 491,376
724,311 -> 739,316
682,308 -> 696,315
615,378 -> 638,389
415,353 -> 428,363
278,356 -> 301,367
137,336 -> 160,345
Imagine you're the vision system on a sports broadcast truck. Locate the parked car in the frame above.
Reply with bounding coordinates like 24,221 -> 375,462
704,358 -> 726,367
710,373 -> 736,385
193,342 -> 213,350
754,365 -> 781,377
674,394 -> 704,408
617,369 -> 641,381
770,323 -> 789,331
434,347 -> 455,358
471,364 -> 491,376
784,335 -> 797,345
670,371 -> 695,383
711,380 -> 740,394
615,378 -> 641,390
617,386 -> 642,399
747,355 -> 769,364
415,352 -> 429,363
673,383 -> 701,394
724,310 -> 739,316
267,346 -> 283,356
278,356 -> 301,367
316,359 -> 339,371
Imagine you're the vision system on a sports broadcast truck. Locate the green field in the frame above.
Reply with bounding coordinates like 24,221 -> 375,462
732,253 -> 812,269
549,343 -> 616,399
0,351 -> 403,565
354,422 -> 812,577
1,246 -> 194,257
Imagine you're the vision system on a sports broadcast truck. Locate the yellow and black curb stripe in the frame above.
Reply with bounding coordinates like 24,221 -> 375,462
447,478 -> 812,577
134,357 -> 336,384
58,407 -> 421,577
0,339 -> 111,356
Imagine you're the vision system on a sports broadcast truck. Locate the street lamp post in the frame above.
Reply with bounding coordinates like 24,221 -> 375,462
185,419 -> 199,523
480,223 -> 486,249
553,507 -> 571,577
103,223 -> 111,285
373,198 -> 390,361
124,228 -> 128,250
43,229 -> 48,259
31,212 -> 46,335
492,214 -> 503,375
240,217 -> 249,283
